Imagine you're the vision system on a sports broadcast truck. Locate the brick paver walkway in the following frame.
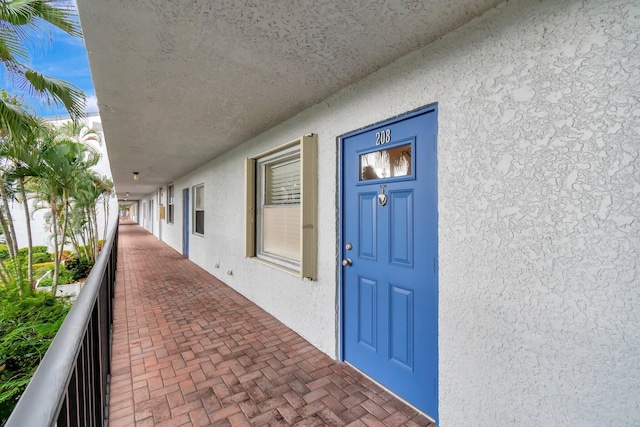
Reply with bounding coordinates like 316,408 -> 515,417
109,221 -> 435,426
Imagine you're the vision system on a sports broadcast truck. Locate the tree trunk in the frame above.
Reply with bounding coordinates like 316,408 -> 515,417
84,205 -> 93,261
0,178 -> 23,290
19,177 -> 34,288
69,231 -> 81,259
58,195 -> 70,280
103,196 -> 109,242
0,255 -> 10,286
92,206 -> 99,261
0,202 -> 15,258
80,206 -> 90,260
0,178 -> 17,258
50,197 -> 60,295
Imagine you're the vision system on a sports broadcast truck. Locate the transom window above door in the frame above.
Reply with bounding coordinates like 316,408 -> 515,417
360,143 -> 412,181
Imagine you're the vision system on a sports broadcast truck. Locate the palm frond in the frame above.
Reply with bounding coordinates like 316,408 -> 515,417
0,27 -> 29,64
0,0 -> 34,26
0,0 -> 81,37
31,1 -> 81,38
22,70 -> 86,120
0,97 -> 36,138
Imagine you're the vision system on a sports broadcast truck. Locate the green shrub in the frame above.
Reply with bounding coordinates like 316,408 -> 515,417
33,262 -> 55,276
65,255 -> 93,282
32,252 -> 52,264
35,267 -> 75,287
18,246 -> 49,258
0,285 -> 70,422
57,266 -> 75,285
36,275 -> 53,288
0,244 -> 8,260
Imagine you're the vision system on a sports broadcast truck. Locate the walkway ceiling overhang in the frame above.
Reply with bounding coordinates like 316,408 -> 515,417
76,0 -> 504,201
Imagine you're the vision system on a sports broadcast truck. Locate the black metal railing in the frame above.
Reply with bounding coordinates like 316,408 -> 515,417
5,219 -> 119,427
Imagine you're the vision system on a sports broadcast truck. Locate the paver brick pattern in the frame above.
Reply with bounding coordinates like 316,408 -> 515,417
109,222 -> 435,426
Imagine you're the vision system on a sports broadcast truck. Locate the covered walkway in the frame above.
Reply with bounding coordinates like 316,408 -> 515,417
109,222 -> 434,426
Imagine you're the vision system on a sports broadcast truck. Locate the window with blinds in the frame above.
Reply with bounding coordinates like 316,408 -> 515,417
194,184 -> 204,235
266,158 -> 300,205
255,147 -> 300,267
263,157 -> 301,262
167,184 -> 174,224
246,134 -> 317,279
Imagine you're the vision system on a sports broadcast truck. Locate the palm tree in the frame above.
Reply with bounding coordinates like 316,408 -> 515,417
0,0 -> 86,137
35,135 -> 99,293
68,170 -> 101,262
2,118 -> 50,289
97,177 -> 113,243
56,121 -> 107,261
57,120 -> 101,146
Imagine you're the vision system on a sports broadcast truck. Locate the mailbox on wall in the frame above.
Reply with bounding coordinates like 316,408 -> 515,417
159,205 -> 165,220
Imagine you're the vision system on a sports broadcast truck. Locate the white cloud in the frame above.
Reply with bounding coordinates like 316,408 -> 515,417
85,95 -> 99,113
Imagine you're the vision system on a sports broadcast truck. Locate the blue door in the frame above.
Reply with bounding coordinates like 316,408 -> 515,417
341,106 -> 438,422
182,188 -> 189,256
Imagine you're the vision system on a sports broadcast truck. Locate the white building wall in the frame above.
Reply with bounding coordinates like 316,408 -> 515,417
140,191 -> 162,239
143,0 -> 639,425
155,185 -> 179,251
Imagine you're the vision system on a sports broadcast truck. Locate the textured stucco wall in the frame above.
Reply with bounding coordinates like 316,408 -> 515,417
429,1 -> 639,425
143,0 -> 639,425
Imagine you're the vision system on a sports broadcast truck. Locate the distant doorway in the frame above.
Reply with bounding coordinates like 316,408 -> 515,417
148,199 -> 154,234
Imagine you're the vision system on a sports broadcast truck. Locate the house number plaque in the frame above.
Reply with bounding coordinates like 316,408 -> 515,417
375,129 -> 391,145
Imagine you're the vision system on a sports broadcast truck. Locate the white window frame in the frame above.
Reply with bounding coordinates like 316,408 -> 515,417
257,145 -> 301,269
193,183 -> 204,235
167,184 -> 175,224
245,134 -> 317,279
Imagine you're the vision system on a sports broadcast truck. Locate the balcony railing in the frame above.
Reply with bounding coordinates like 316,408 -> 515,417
5,220 -> 119,427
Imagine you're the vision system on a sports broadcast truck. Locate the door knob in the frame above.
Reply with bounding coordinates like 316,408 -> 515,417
342,258 -> 353,267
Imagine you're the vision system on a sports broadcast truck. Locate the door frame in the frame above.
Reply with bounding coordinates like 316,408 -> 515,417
338,103 -> 439,414
158,187 -> 163,241
182,188 -> 190,256
148,199 -> 154,234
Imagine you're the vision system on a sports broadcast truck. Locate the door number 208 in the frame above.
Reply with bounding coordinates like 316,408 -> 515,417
375,129 -> 391,145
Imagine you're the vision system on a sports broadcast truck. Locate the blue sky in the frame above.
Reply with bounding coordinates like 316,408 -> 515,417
0,4 -> 97,118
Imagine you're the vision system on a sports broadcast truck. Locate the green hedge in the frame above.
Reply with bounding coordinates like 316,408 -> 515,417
0,286 -> 70,422
32,252 -> 52,264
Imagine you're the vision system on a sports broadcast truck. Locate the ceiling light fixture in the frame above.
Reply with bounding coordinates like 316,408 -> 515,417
133,172 -> 139,180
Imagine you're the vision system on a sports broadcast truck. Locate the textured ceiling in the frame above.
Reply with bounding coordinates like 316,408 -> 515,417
76,0 -> 503,200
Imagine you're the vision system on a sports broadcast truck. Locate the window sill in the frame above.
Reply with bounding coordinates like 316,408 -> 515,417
249,256 -> 307,279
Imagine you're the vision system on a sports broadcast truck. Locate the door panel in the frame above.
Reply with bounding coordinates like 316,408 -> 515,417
341,106 -> 438,422
389,284 -> 414,370
390,190 -> 413,267
359,193 -> 377,260
358,277 -> 377,351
